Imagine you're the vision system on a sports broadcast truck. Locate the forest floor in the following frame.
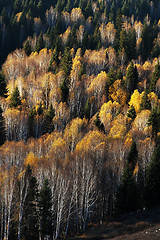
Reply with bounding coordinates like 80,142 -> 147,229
69,206 -> 160,240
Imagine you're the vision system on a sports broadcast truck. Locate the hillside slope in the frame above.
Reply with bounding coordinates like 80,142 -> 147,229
70,206 -> 160,240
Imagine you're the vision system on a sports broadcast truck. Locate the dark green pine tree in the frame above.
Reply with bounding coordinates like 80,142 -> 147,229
107,68 -> 117,86
106,68 -> 117,98
78,0 -> 86,13
91,24 -> 101,50
0,105 -> 6,145
60,79 -> 69,103
1,7 -> 9,25
43,104 -> 55,134
34,32 -> 44,53
126,29 -> 136,60
141,23 -> 152,61
22,171 -> 39,240
61,47 -> 72,77
94,113 -> 105,132
149,63 -> 160,93
140,89 -> 151,110
119,29 -> 127,53
152,43 -> 160,59
121,0 -> 129,16
39,179 -> 53,240
116,68 -> 123,81
65,0 -> 71,12
84,98 -> 91,119
28,107 -> 36,137
125,61 -> 138,95
78,62 -> 85,79
23,40 -> 32,56
0,71 -> 7,97
45,104 -> 55,122
66,25 -> 78,49
145,141 -> 160,207
148,107 -> 160,138
84,0 -> 93,18
114,8 -> 122,51
37,0 -> 44,20
9,86 -> 22,108
127,105 -> 136,120
13,0 -> 21,14
109,1 -> 116,23
82,31 -> 89,53
48,47 -> 60,72
37,102 -> 43,116
127,141 -> 138,171
114,160 -> 140,215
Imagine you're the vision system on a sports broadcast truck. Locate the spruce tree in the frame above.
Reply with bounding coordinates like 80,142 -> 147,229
0,71 -> 7,97
149,63 -> 160,92
145,141 -> 160,207
43,104 -> 55,134
119,29 -> 127,53
125,61 -> 138,95
84,98 -> 91,119
94,113 -> 105,132
28,107 -> 36,138
141,23 -> 152,61
107,68 -> 117,86
0,105 -> 6,145
140,89 -> 151,110
22,173 -> 39,240
127,29 -> 136,60
23,40 -> 32,56
34,33 -> 44,53
60,79 -> 69,103
127,105 -> 136,120
114,8 -> 122,51
127,141 -> 138,171
9,86 -> 22,108
61,47 -> 72,77
48,47 -> 59,72
148,107 -> 160,138
114,161 -> 140,215
39,179 -> 53,239
116,68 -> 123,81
114,141 -> 140,215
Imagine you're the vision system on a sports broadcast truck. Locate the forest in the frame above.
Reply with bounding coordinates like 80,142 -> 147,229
0,0 -> 160,239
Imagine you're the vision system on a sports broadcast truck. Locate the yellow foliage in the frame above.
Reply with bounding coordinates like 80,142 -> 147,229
64,118 -> 87,151
76,130 -> 107,155
75,48 -> 82,57
109,114 -> 127,139
136,38 -> 142,47
143,61 -> 152,71
72,56 -> 81,72
109,80 -> 127,106
148,92 -> 158,109
39,48 -> 48,56
109,124 -> 126,139
133,162 -> 139,176
33,51 -> 38,56
124,136 -> 133,148
4,108 -> 20,118
61,27 -> 71,45
129,90 -> 142,113
15,12 -> 22,22
24,152 -> 38,168
71,8 -> 83,22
